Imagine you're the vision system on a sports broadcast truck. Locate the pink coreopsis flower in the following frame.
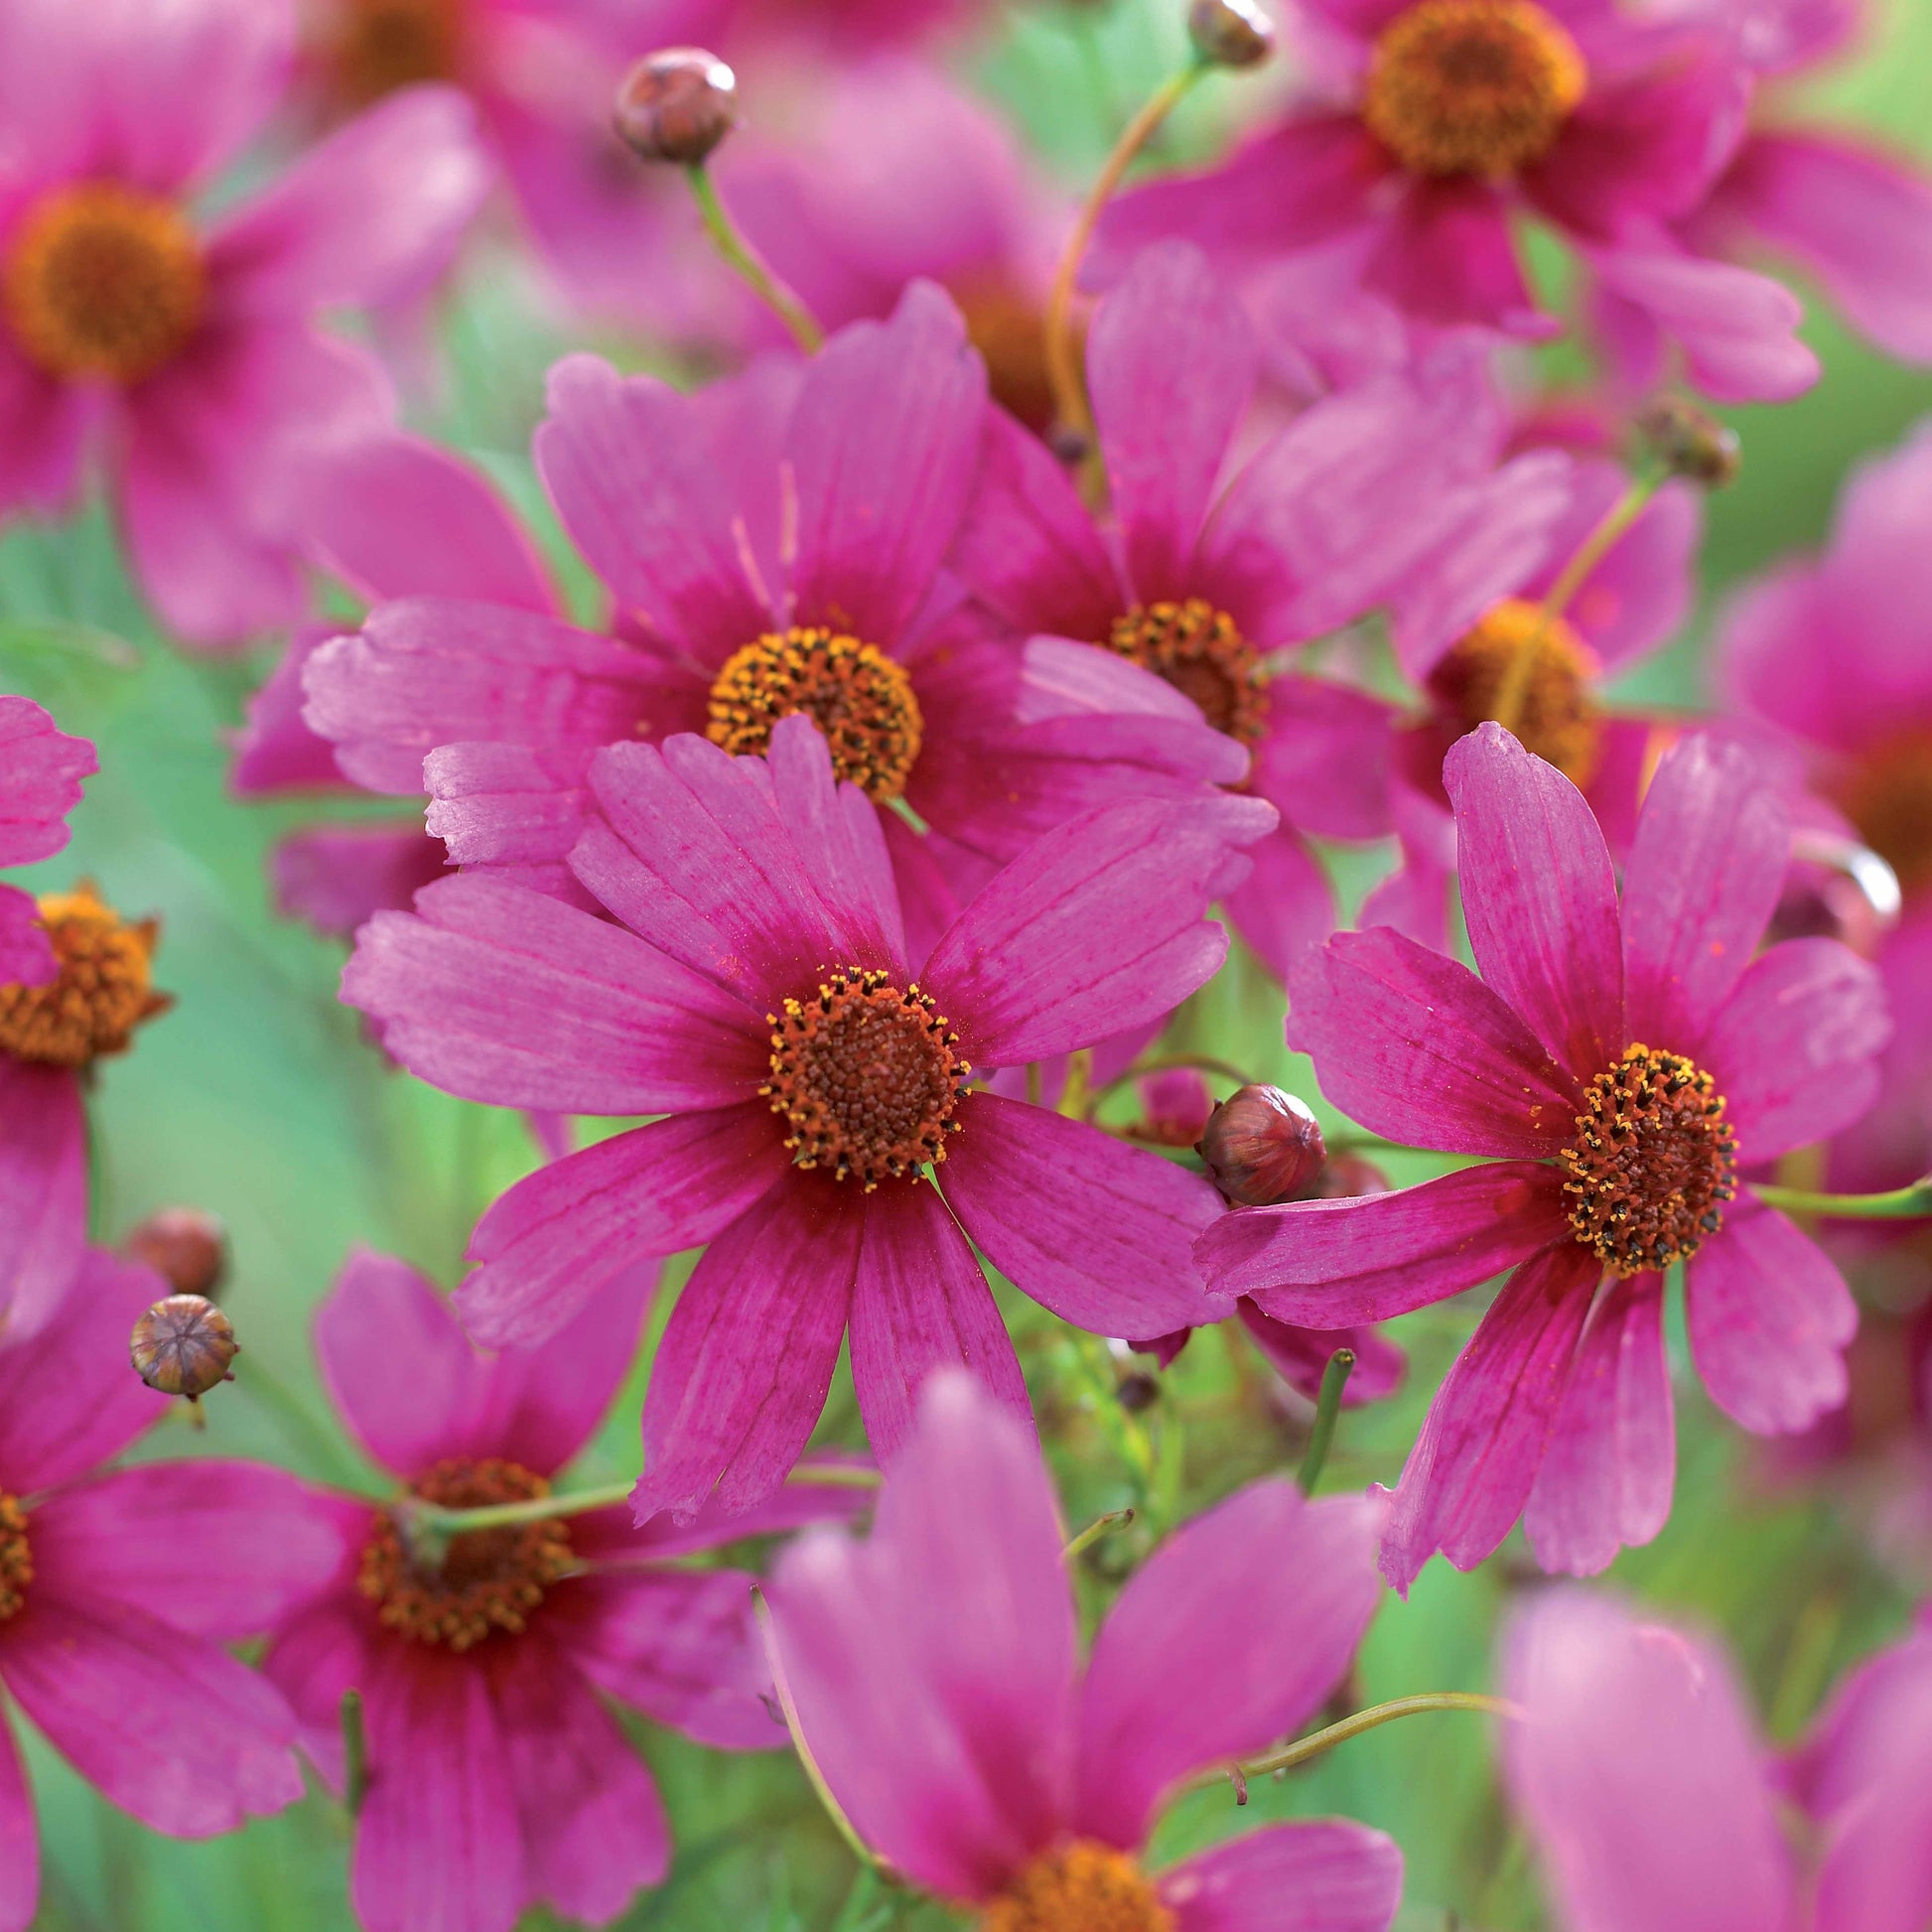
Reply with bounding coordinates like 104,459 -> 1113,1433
304,284 -> 1245,947
261,1250 -> 849,1932
343,716 -> 1271,1520
0,1241 -> 338,1932
1198,723 -> 1891,1588
0,696 -> 93,984
1091,0 -> 1819,403
0,0 -> 488,646
767,1371 -> 1401,1931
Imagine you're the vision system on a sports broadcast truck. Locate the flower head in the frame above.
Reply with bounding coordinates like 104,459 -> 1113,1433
0,697 -> 94,987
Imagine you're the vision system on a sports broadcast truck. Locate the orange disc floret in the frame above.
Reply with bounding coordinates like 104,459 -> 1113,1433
0,884 -> 170,1068
981,1842 -> 1174,1932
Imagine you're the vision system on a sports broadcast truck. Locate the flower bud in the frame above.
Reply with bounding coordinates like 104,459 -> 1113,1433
1310,1152 -> 1391,1200
130,1295 -> 239,1401
614,48 -> 737,165
1127,1068 -> 1214,1148
122,1207 -> 226,1299
1634,395 -> 1739,488
1196,1085 -> 1326,1205
1187,0 -> 1276,68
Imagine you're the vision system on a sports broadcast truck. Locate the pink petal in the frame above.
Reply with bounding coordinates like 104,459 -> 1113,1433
1446,723 -> 1624,1080
1523,1274 -> 1674,1577
1074,1486 -> 1382,1847
1381,1241 -> 1601,1593
0,695 -> 94,866
458,1105 -> 791,1349
1202,1163 -> 1572,1320
767,1371 -> 1075,1897
1238,1304 -> 1407,1406
0,1708 -> 37,1932
230,629 -> 350,796
1686,1202 -> 1855,1435
1161,1822 -> 1405,1932
421,742 -> 602,877
632,1173 -> 862,1525
1249,677 -> 1399,843
0,889 -> 51,988
271,824 -> 446,940
1289,927 -> 1583,1158
1089,241 -> 1257,603
260,1593 -> 374,1789
848,1179 -> 1030,1464
1220,819 -> 1337,985
0,344 -> 90,517
941,1094 -> 1228,1338
1364,179 -> 1554,335
1621,733 -> 1789,1048
0,1060 -> 86,1340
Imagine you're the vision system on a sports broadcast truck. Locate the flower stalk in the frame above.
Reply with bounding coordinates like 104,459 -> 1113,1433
683,163 -> 824,352
340,1689 -> 367,1818
1752,1176 -> 1932,1220
1063,1505 -> 1136,1560
1296,1347 -> 1355,1495
1192,1692 -> 1519,1797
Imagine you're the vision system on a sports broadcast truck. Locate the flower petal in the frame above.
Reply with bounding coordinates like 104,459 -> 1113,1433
1160,1822 -> 1405,1932
0,1706 -> 37,1932
271,825 -> 446,940
1219,819 -> 1338,986
0,1060 -> 86,1341
1364,179 -> 1553,335
260,1594 -> 374,1790
0,695 -> 94,867
1238,1304 -> 1407,1406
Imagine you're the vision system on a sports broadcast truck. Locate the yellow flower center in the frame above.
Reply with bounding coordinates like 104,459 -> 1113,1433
982,1843 -> 1174,1932
0,1494 -> 32,1624
0,885 -> 169,1068
325,0 -> 467,106
3,183 -> 205,384
1836,727 -> 1932,897
1430,598 -> 1604,786
707,626 -> 924,803
1364,0 -> 1587,180
761,967 -> 971,1189
1106,600 -> 1269,746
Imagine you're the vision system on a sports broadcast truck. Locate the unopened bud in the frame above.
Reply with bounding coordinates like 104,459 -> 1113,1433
1310,1152 -> 1391,1200
130,1295 -> 239,1401
1187,0 -> 1276,68
614,48 -> 737,165
1128,1068 -> 1214,1148
122,1207 -> 226,1299
1196,1085 -> 1326,1205
1634,395 -> 1739,488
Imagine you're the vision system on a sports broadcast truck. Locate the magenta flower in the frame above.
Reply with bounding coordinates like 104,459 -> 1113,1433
0,0 -> 487,646
1199,723 -> 1891,1587
343,716 -> 1270,1519
1092,0 -> 1818,402
0,696 -> 93,985
0,1239 -> 336,1932
261,1248 -> 847,1932
768,1371 -> 1400,1930
305,283 -> 1243,946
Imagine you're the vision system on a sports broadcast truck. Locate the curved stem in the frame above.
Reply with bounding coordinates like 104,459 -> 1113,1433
1064,1506 -> 1136,1560
684,163 -> 823,352
1753,1177 -> 1932,1220
1296,1348 -> 1354,1495
341,1690 -> 368,1818
1082,1052 -> 1258,1119
1189,1692 -> 1519,1795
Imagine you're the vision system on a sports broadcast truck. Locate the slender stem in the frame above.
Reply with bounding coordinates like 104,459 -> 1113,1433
1188,1692 -> 1519,1794
1063,1505 -> 1136,1560
341,1690 -> 368,1818
1042,59 -> 1206,446
1753,1176 -> 1932,1220
684,163 -> 823,352
1082,1052 -> 1258,1120
1296,1348 -> 1354,1495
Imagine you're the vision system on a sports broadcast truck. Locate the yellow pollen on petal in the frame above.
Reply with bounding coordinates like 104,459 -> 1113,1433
707,626 -> 924,803
0,1494 -> 32,1624
325,0 -> 467,106
1835,727 -> 1932,897
761,966 -> 971,1189
982,1843 -> 1175,1932
0,884 -> 170,1069
358,1457 -> 571,1651
1561,1043 -> 1738,1277
1364,0 -> 1587,180
3,183 -> 205,384
1430,598 -> 1605,786
1106,599 -> 1268,746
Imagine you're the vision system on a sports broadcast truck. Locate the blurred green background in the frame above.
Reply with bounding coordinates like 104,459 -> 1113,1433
4,1 -> 1932,1925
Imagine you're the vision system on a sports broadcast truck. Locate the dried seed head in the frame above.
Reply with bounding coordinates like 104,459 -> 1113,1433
123,1207 -> 226,1299
1196,1085 -> 1327,1205
130,1294 -> 239,1400
1634,395 -> 1740,488
614,48 -> 738,165
1187,0 -> 1276,68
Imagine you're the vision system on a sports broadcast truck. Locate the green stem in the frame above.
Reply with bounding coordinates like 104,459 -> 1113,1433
1190,1692 -> 1518,1794
1063,1506 -> 1136,1560
1082,1052 -> 1258,1120
341,1690 -> 368,1818
1296,1348 -> 1354,1495
684,163 -> 823,352
1753,1176 -> 1932,1220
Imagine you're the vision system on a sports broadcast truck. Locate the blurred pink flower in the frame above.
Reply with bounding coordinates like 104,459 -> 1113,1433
0,1243 -> 336,1932
0,0 -> 488,646
1199,724 -> 1891,1587
0,696 -> 94,984
343,716 -> 1270,1521
768,1370 -> 1402,1930
1091,0 -> 1819,402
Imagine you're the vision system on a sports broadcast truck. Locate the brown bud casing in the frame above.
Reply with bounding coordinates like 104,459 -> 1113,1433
130,1295 -> 239,1401
1187,0 -> 1276,68
1634,395 -> 1740,488
614,48 -> 738,165
123,1207 -> 226,1299
1196,1084 -> 1326,1205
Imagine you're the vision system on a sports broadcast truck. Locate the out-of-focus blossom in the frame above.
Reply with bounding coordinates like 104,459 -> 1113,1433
343,717 -> 1270,1521
1092,0 -> 1819,403
0,0 -> 488,646
1200,725 -> 1891,1587
0,696 -> 94,985
768,1370 -> 1402,1929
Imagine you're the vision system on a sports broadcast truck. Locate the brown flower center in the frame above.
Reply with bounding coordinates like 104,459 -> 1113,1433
982,1843 -> 1173,1932
707,627 -> 923,803
0,1494 -> 32,1624
762,967 -> 970,1188
3,183 -> 205,384
1364,0 -> 1587,179
1836,728 -> 1932,897
1106,600 -> 1268,745
955,276 -> 1062,435
0,885 -> 169,1068
1430,598 -> 1604,786
325,0 -> 467,106
1562,1044 -> 1737,1277
358,1457 -> 571,1651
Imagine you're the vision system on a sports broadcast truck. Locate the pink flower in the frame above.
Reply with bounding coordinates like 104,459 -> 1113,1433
0,696 -> 93,984
1198,723 -> 1891,1587
0,1241 -> 336,1932
343,715 -> 1271,1521
304,284 -> 1244,948
0,0 -> 488,645
260,1248 -> 851,1932
768,1371 -> 1402,1930
1091,0 -> 1819,402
